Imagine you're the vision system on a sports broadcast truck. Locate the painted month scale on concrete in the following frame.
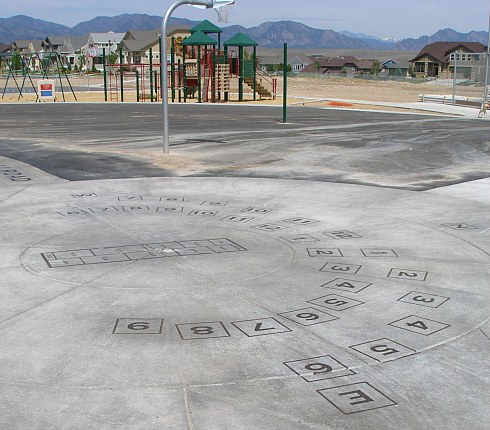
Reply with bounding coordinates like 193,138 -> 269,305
1,96 -> 489,428
0,168 -> 488,428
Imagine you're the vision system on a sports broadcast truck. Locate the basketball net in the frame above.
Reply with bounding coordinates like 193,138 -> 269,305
215,1 -> 234,23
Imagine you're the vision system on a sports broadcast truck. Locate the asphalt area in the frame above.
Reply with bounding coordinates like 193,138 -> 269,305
0,103 -> 489,430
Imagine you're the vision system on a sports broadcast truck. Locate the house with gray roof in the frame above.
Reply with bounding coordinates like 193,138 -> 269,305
259,53 -> 311,73
42,37 -> 68,53
11,40 -> 33,54
7,37 -> 88,72
9,39 -> 43,70
83,32 -> 125,70
119,29 -> 161,65
119,27 -> 190,65
383,60 -> 411,77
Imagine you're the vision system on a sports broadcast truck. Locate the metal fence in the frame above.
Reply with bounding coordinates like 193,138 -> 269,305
293,73 -> 431,84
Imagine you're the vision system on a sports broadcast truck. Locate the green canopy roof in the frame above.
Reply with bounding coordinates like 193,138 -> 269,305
181,30 -> 217,46
190,19 -> 223,34
224,33 -> 258,47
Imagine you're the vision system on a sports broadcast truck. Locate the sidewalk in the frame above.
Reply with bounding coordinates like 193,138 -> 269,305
288,95 -> 489,118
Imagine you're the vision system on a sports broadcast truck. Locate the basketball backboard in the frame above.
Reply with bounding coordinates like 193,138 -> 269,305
191,0 -> 235,8
191,0 -> 235,22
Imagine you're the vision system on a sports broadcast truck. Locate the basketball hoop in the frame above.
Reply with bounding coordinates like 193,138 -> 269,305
87,46 -> 97,58
191,0 -> 235,23
215,1 -> 234,23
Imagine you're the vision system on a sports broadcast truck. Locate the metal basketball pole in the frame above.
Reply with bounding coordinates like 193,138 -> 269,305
161,0 -> 214,154
479,11 -> 490,118
283,43 -> 287,123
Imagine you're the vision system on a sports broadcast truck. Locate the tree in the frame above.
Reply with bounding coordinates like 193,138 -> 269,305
370,60 -> 381,75
108,51 -> 119,65
408,65 -> 415,78
314,60 -> 321,76
11,51 -> 22,71
78,54 -> 86,71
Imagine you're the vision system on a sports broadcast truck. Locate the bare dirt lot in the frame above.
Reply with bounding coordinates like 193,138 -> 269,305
0,73 -> 485,108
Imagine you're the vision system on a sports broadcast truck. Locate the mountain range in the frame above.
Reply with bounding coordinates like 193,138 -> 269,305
0,14 -> 488,52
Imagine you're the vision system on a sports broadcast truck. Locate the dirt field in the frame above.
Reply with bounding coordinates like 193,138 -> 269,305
0,74 -> 485,107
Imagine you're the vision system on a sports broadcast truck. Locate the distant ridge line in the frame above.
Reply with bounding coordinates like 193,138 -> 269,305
0,14 -> 488,51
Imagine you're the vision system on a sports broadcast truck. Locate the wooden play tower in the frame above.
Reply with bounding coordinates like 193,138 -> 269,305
172,20 -> 276,103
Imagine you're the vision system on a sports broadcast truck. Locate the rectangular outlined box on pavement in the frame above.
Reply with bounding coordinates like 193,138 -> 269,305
42,238 -> 246,268
388,315 -> 450,336
398,291 -> 450,308
321,278 -> 372,293
308,248 -> 343,257
324,231 -> 362,240
284,355 -> 355,382
278,307 -> 338,326
320,262 -> 361,275
350,338 -> 416,362
317,382 -> 397,414
176,321 -> 231,340
231,317 -> 292,337
280,234 -> 320,244
388,268 -> 427,281
308,294 -> 365,311
113,318 -> 164,334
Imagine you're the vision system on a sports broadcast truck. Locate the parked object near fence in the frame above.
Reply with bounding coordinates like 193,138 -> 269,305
419,94 -> 486,108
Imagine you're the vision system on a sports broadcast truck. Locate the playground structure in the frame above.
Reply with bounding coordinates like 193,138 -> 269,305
105,25 -> 277,104
169,22 -> 277,103
1,20 -> 277,103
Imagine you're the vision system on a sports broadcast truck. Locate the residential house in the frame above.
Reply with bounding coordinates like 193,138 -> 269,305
0,43 -> 10,54
385,61 -> 410,77
7,37 -> 88,72
0,43 -> 11,73
302,56 -> 375,76
41,36 -> 75,69
381,59 -> 411,77
119,27 -> 191,66
119,29 -> 160,65
42,36 -> 68,54
410,41 -> 487,79
10,40 -> 32,55
82,32 -> 125,70
446,50 -> 489,82
259,53 -> 311,73
10,39 -> 43,70
66,35 -> 88,69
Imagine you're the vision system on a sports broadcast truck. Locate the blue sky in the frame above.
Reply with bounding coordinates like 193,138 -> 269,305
3,0 -> 489,39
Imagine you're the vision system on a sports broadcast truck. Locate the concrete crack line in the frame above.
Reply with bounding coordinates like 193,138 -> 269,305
182,387 -> 195,430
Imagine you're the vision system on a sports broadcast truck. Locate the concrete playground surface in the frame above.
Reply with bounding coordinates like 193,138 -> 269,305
0,102 -> 489,429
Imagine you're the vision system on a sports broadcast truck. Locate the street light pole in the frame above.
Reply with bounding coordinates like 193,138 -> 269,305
161,0 -> 213,154
452,51 -> 459,106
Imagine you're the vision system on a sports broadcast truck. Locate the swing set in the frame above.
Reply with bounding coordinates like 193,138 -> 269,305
1,49 -> 77,102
